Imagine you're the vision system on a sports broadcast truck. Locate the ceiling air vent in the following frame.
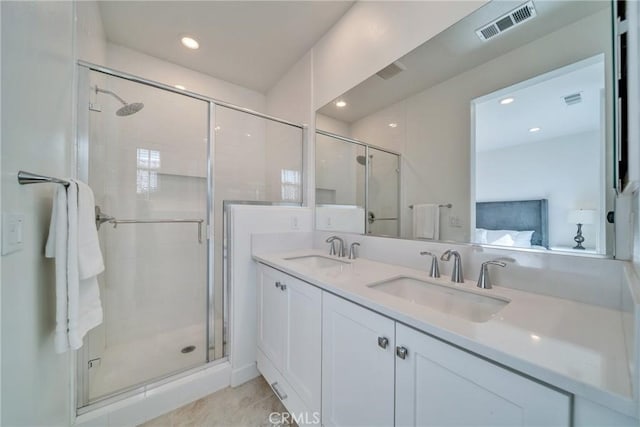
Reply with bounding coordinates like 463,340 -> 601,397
563,92 -> 582,106
376,61 -> 407,80
476,1 -> 537,42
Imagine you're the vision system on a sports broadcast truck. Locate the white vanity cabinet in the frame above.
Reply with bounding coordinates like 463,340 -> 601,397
395,324 -> 571,426
322,292 -> 396,426
321,292 -> 570,427
257,264 -> 321,421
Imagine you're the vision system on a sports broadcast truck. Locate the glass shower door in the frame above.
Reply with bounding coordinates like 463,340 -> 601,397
367,147 -> 400,237
79,69 -> 211,405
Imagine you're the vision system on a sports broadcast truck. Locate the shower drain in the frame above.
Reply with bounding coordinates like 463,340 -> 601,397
181,345 -> 196,354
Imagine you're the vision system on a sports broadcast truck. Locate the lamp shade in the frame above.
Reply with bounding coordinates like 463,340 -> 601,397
567,209 -> 596,225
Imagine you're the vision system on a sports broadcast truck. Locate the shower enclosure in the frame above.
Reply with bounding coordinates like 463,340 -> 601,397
315,130 -> 401,236
75,63 -> 303,409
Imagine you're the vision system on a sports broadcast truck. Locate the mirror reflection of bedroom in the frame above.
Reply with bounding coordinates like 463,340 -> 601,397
472,55 -> 605,253
314,0 -> 614,257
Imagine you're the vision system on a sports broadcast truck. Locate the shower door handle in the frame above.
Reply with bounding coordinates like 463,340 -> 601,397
95,206 -> 115,230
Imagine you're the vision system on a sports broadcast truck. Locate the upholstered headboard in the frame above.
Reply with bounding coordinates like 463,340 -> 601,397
476,199 -> 549,248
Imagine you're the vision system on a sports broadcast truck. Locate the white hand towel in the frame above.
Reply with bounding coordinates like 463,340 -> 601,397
45,185 -> 70,353
46,180 -> 104,353
74,180 -> 104,346
412,204 -> 439,240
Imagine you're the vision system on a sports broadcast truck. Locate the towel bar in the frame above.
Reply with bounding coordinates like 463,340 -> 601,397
102,217 -> 205,244
409,203 -> 452,209
17,170 -> 70,186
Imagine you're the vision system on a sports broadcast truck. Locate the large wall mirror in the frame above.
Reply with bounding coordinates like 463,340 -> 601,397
315,0 -> 616,256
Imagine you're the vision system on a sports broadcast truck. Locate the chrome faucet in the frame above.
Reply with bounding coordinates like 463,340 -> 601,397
440,250 -> 463,283
476,260 -> 506,289
349,242 -> 360,260
326,236 -> 346,257
419,251 -> 440,278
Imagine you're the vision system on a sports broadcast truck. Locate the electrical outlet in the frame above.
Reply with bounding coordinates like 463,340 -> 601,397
291,216 -> 300,230
2,213 -> 25,255
448,215 -> 462,228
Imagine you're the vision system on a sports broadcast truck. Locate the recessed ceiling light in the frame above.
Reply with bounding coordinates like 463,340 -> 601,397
181,36 -> 199,50
529,127 -> 541,133
214,126 -> 221,131
388,123 -> 398,128
335,100 -> 347,108
500,97 -> 515,105
530,334 -> 541,341
174,85 -> 186,90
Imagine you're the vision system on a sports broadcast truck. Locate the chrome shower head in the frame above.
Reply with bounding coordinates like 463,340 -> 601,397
116,102 -> 144,117
95,86 -> 144,117
356,154 -> 373,166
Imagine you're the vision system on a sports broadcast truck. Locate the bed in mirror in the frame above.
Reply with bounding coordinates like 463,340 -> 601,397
315,0 -> 616,256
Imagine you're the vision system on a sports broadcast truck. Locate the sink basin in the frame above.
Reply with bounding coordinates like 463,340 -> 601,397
368,276 -> 509,323
284,255 -> 350,269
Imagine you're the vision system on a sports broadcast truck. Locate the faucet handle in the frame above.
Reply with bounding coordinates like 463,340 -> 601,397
349,242 -> 361,260
419,251 -> 440,278
477,259 -> 507,289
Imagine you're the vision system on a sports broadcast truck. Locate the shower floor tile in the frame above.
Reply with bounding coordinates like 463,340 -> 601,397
139,376 -> 294,427
90,323 -> 206,401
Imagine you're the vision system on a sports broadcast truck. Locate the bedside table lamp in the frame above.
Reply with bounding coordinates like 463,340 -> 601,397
568,209 -> 596,250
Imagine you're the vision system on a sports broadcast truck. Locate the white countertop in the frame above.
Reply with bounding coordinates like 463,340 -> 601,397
253,249 -> 636,416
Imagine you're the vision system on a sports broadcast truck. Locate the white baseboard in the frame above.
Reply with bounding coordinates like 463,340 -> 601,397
230,362 -> 260,387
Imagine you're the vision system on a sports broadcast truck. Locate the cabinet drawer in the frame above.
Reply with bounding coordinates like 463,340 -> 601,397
257,348 -> 320,426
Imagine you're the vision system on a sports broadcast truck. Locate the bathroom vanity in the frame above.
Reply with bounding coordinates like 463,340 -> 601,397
253,240 -> 639,426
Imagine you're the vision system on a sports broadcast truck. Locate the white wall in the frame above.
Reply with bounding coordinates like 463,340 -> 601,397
350,8 -> 612,244
266,2 -> 487,211
312,1 -> 487,109
630,2 -> 640,269
316,113 -> 350,136
265,51 -> 314,209
476,131 -> 601,249
1,1 -> 75,425
106,43 -> 266,112
228,205 -> 313,385
76,1 -> 107,66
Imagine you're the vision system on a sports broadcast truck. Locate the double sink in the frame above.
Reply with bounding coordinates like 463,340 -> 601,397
283,255 -> 509,323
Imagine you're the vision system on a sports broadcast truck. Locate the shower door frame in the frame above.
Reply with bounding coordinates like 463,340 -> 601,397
315,129 -> 402,236
74,61 -> 305,411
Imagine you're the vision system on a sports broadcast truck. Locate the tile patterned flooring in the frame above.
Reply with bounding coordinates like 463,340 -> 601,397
140,376 -> 292,427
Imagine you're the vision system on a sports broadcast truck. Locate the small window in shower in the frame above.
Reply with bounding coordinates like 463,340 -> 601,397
281,169 -> 301,201
136,148 -> 160,195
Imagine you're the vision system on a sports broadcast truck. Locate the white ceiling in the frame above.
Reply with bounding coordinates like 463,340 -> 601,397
475,57 -> 604,152
317,0 -> 608,123
98,1 -> 354,93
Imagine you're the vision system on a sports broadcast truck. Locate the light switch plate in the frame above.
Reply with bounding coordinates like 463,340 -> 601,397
2,213 -> 25,255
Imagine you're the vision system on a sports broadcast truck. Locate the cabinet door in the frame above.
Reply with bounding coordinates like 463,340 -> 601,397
257,265 -> 286,370
322,292 -> 395,427
283,274 -> 322,415
395,324 -> 571,426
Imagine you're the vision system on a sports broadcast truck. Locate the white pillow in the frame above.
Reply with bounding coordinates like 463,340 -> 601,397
474,228 -> 488,244
513,230 -> 535,248
490,233 -> 515,246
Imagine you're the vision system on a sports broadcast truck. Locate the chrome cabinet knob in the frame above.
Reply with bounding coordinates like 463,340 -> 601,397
378,336 -> 389,349
396,346 -> 408,359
